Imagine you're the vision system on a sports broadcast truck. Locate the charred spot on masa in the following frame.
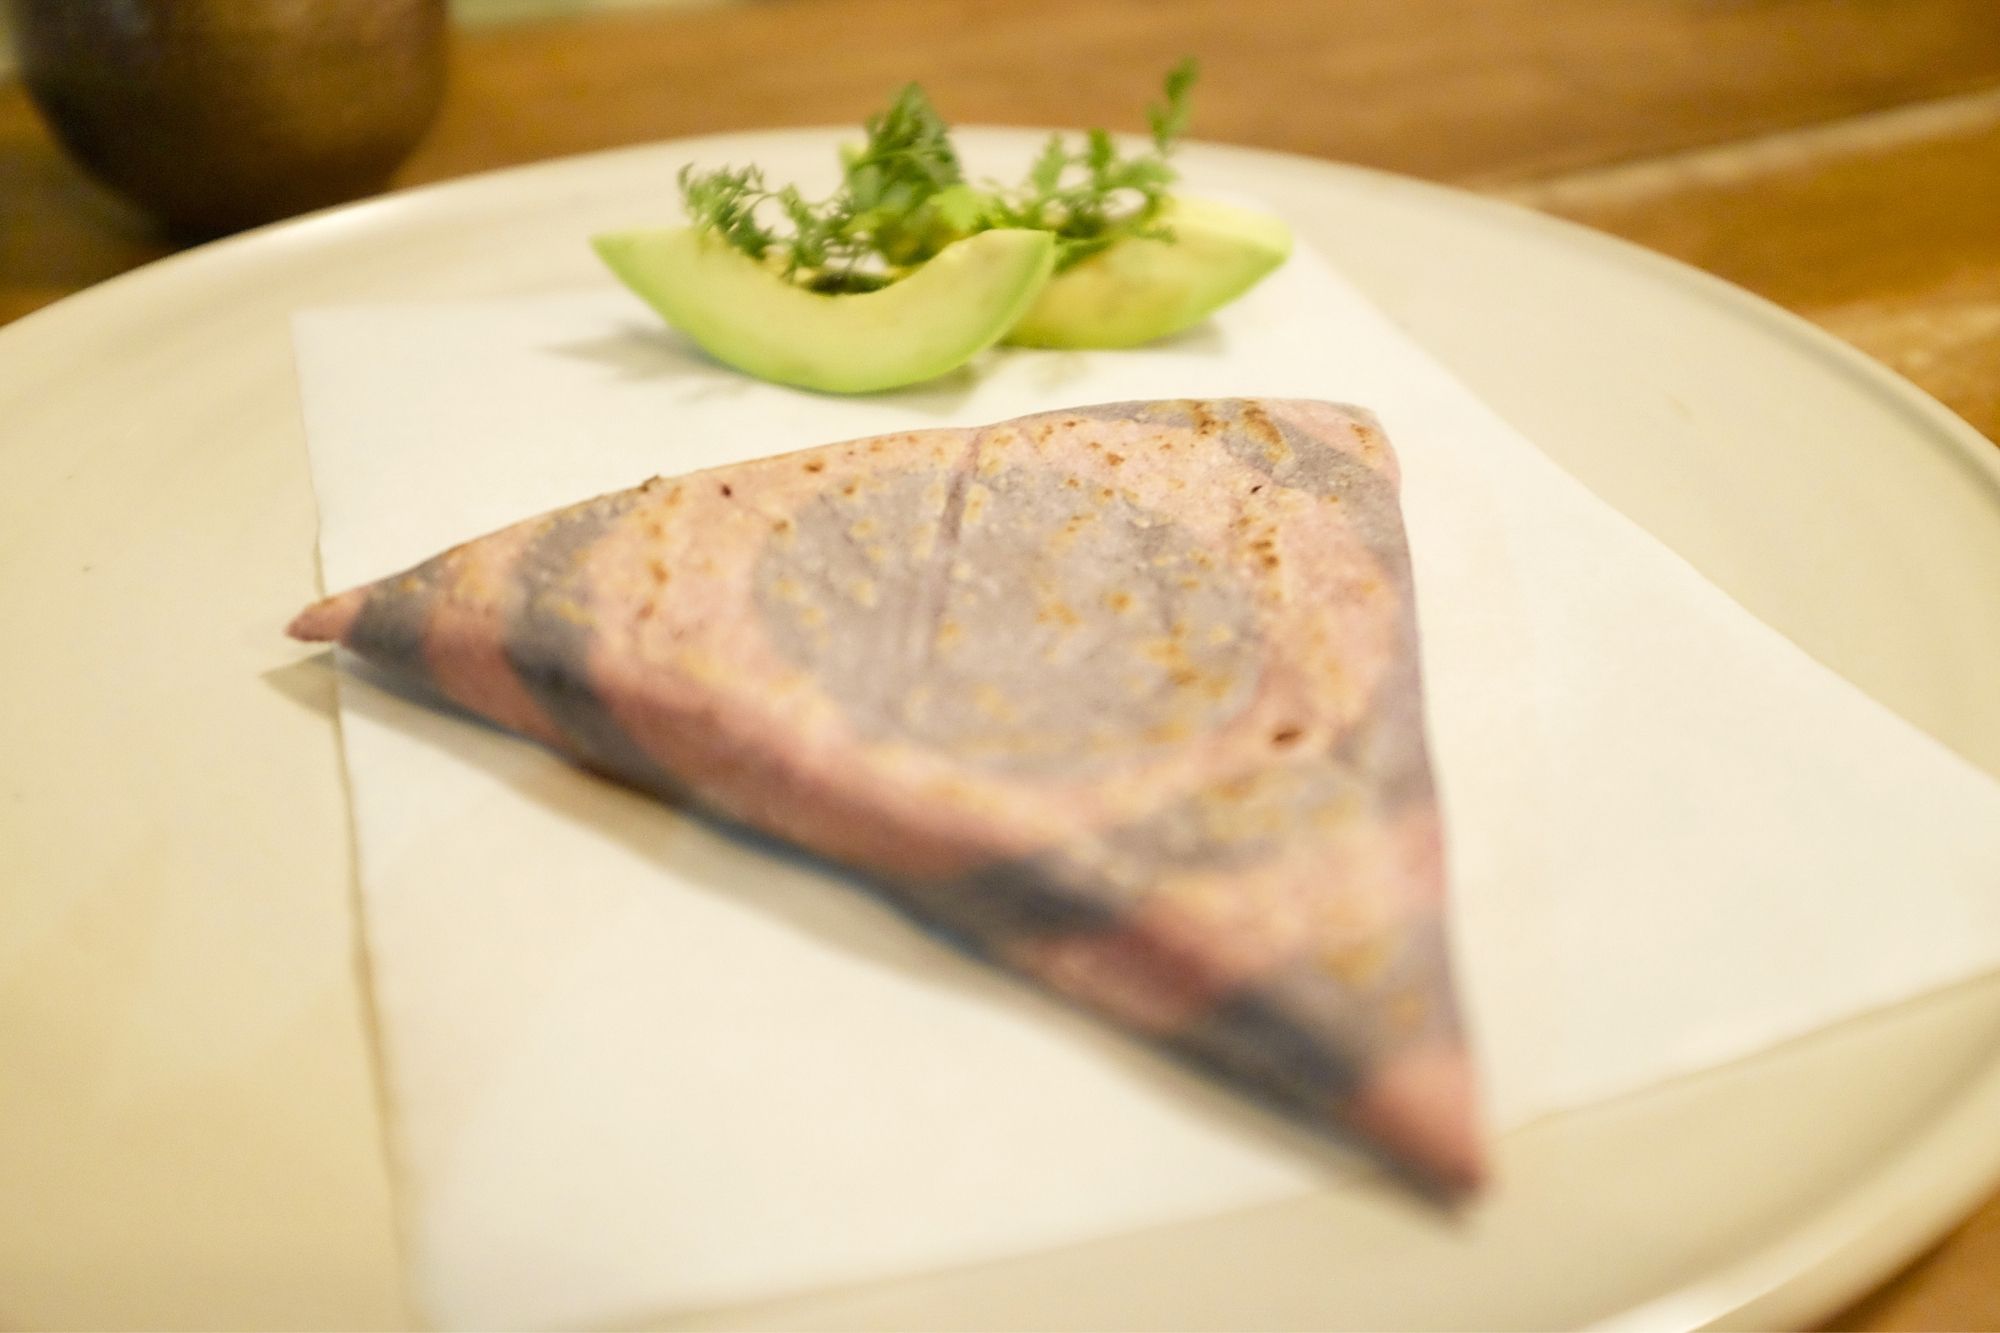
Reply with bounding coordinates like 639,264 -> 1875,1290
1386,988 -> 1432,1039
1213,402 -> 1398,548
719,483 -> 734,498
1239,402 -> 1286,451
1270,725 -> 1304,747
1211,774 -> 1259,803
1036,597 -> 1084,629
803,459 -> 826,474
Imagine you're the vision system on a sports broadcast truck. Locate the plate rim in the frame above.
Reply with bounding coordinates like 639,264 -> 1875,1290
4,127 -> 1998,1332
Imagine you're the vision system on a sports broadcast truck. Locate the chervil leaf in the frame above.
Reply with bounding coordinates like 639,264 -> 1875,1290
1085,128 -> 1117,175
678,59 -> 1200,283
986,60 -> 1199,271
1028,135 -> 1067,196
1149,57 -> 1198,151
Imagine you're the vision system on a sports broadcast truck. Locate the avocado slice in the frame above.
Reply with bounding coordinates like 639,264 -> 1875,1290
1004,197 -> 1293,349
592,226 -> 1056,394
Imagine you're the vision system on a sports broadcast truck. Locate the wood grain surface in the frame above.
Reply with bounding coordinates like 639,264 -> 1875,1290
3,1 -> 1997,1328
1505,88 -> 2000,445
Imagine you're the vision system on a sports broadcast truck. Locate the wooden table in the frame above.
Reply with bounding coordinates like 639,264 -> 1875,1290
3,2 -> 1996,1328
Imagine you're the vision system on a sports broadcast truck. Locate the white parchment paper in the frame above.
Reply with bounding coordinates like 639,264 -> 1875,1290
294,243 -> 2000,1330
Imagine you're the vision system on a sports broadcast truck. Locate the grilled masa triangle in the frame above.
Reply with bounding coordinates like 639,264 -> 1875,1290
292,398 -> 1484,1195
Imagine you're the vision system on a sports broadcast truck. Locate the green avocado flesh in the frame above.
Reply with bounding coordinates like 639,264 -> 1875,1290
592,226 -> 1056,394
1004,197 -> 1293,349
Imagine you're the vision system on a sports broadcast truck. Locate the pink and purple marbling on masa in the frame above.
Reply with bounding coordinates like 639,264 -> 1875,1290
291,399 -> 1483,1196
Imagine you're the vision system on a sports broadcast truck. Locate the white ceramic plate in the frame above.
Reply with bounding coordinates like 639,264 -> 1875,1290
3,131 -> 1998,1332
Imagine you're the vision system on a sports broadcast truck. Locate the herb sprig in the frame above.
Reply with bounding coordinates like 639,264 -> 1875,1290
677,60 -> 1199,293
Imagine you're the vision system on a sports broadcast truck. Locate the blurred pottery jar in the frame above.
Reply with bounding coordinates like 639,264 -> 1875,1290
5,0 -> 447,237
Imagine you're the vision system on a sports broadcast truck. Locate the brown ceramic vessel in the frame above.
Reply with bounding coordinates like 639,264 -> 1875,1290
6,0 -> 447,237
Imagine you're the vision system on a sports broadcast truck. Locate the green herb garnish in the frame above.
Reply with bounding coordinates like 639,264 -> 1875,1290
677,59 -> 1199,294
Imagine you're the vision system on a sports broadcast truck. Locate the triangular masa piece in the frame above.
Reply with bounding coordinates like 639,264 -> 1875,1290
292,398 -> 1482,1194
